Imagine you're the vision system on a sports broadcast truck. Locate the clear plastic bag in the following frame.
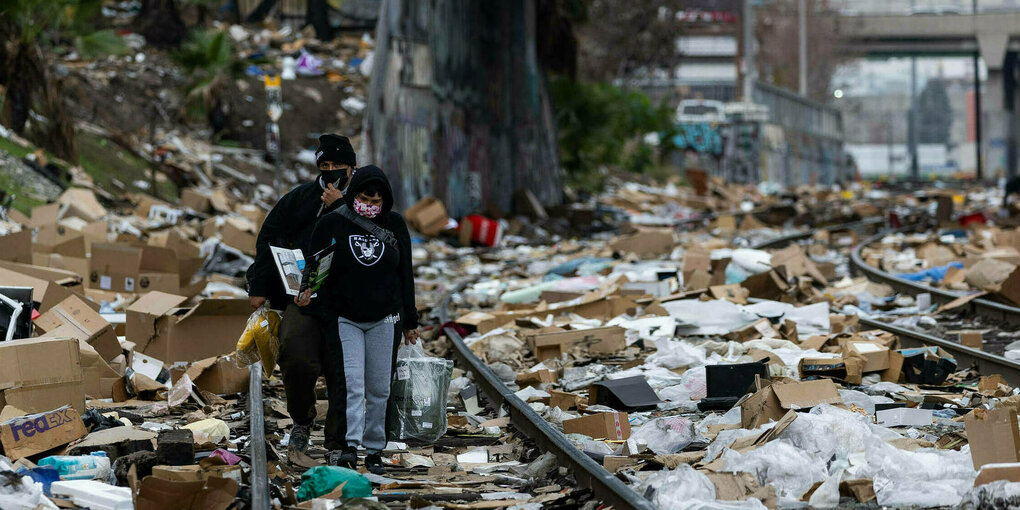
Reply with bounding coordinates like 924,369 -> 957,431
235,305 -> 280,377
386,342 -> 454,442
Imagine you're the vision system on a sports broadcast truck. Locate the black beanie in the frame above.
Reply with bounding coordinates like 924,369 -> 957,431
315,134 -> 357,167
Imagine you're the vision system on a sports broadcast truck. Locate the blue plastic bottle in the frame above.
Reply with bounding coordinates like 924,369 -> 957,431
37,451 -> 112,481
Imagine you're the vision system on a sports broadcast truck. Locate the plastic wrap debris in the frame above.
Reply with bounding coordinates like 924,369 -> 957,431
961,480 -> 1020,509
0,457 -> 58,510
386,343 -> 454,442
296,466 -> 372,501
629,416 -> 695,455
235,305 -> 281,377
721,439 -> 827,499
182,418 -> 230,445
636,464 -> 715,506
657,366 -> 707,408
667,299 -> 758,336
646,338 -> 707,369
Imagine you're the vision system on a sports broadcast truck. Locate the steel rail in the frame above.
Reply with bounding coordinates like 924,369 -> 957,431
438,287 -> 655,510
855,316 -> 1020,388
750,217 -> 886,250
249,361 -> 270,510
850,228 -> 1020,326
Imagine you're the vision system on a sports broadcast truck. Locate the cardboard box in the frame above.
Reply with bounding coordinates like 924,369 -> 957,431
829,314 -> 859,334
741,379 -> 842,429
179,189 -> 212,213
740,268 -> 790,300
709,284 -> 749,304
35,295 -> 121,363
90,242 -> 204,297
842,341 -> 890,373
455,312 -> 498,335
0,338 -> 85,414
610,230 -> 674,257
0,230 -> 33,263
960,331 -> 984,350
726,318 -> 777,342
133,471 -> 238,510
0,266 -> 73,313
183,355 -> 250,395
525,327 -> 626,361
799,357 -> 863,385
404,196 -> 450,237
126,291 -> 188,347
974,463 -> 1020,487
152,465 -> 204,482
135,299 -> 250,363
999,267 -> 1020,307
80,342 -> 122,399
966,407 -> 1020,469
562,412 -> 630,440
220,217 -> 257,256
549,390 -> 586,410
516,369 -> 557,388
0,406 -> 87,460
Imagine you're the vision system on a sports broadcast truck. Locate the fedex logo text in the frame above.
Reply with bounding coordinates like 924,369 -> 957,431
8,409 -> 75,441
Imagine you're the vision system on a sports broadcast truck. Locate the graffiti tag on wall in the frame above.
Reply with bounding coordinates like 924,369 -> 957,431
672,123 -> 724,155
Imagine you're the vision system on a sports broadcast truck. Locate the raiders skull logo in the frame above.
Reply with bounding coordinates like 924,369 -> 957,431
349,234 -> 384,266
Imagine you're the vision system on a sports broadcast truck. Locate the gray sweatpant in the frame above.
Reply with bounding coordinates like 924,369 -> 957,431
338,316 -> 396,453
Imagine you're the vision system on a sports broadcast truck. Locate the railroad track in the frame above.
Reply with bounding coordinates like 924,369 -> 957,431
437,288 -> 655,510
754,220 -> 1020,386
850,228 -> 1020,327
249,361 -> 270,510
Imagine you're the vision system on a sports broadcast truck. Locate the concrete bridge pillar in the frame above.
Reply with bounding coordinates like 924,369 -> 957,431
979,33 -> 1016,179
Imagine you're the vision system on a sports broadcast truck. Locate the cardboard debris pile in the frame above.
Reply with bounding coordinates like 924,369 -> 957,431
863,226 -> 1020,306
430,184 -> 1020,508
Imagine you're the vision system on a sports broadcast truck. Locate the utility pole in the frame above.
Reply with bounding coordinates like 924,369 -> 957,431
264,75 -> 283,198
973,0 -> 984,181
909,57 -> 920,182
974,50 -> 984,182
798,0 -> 807,96
742,0 -> 755,102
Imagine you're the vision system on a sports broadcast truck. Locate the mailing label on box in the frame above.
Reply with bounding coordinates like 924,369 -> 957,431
397,366 -> 410,381
99,275 -> 112,290
852,342 -> 883,353
124,277 -> 135,292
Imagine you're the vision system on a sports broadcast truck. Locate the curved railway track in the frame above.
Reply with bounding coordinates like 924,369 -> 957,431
849,228 -> 1020,327
754,221 -> 1020,386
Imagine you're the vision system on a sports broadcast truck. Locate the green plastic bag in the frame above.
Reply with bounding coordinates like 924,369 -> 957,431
296,466 -> 372,501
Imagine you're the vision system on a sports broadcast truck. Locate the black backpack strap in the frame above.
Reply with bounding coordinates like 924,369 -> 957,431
335,204 -> 399,250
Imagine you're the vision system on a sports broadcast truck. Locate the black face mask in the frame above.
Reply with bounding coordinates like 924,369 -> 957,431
320,170 -> 349,189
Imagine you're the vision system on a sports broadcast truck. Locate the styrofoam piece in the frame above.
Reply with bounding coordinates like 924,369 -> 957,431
50,480 -> 133,510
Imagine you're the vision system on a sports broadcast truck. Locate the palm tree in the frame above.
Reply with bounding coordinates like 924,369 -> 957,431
174,29 -> 247,138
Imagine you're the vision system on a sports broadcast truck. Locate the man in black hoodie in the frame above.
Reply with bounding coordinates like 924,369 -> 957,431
246,134 -> 356,460
299,165 -> 419,473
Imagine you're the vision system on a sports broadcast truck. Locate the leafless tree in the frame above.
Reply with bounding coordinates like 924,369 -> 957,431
755,0 -> 851,101
572,0 -> 685,82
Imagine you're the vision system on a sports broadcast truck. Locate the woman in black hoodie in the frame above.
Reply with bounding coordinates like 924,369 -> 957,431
298,165 -> 418,474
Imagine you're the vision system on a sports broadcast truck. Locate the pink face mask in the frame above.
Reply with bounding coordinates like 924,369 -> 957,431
354,199 -> 382,218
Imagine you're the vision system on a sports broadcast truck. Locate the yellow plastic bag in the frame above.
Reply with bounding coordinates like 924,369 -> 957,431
236,305 -> 280,378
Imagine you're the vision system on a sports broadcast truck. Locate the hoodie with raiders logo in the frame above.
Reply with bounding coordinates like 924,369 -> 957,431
305,165 -> 419,330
